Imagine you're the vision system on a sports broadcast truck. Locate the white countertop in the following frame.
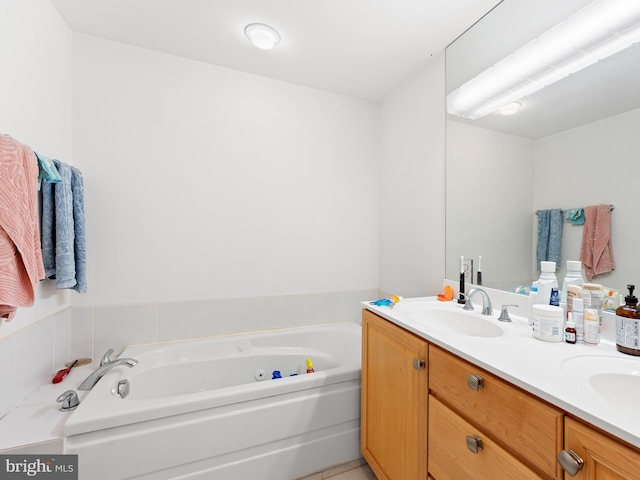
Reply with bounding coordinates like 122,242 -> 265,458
364,294 -> 640,449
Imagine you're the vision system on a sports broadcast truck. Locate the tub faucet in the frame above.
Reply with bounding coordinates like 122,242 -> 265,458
78,350 -> 138,390
463,288 -> 493,315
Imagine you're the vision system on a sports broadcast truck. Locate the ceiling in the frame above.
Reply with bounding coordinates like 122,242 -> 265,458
49,0 -> 501,101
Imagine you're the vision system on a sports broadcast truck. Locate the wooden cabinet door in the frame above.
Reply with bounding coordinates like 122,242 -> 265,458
564,417 -> 640,479
361,310 -> 428,480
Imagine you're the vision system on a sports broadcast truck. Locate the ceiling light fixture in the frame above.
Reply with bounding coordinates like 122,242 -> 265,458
244,23 -> 281,50
447,0 -> 640,120
499,102 -> 522,116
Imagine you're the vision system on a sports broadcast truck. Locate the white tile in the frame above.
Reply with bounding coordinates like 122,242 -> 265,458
14,318 -> 55,404
306,290 -> 377,325
158,300 -> 214,342
213,297 -> 262,335
94,304 -> 157,357
53,310 -> 71,369
0,337 -> 15,418
70,306 -> 94,361
262,295 -> 307,330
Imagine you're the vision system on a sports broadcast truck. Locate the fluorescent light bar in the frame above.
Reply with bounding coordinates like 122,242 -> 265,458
447,0 -> 640,120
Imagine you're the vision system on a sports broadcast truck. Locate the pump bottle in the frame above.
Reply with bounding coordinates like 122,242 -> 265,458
616,284 -> 640,356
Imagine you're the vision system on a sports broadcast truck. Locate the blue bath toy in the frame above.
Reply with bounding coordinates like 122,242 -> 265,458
272,370 -> 282,379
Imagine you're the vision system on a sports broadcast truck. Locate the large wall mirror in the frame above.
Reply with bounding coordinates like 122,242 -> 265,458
445,0 -> 640,293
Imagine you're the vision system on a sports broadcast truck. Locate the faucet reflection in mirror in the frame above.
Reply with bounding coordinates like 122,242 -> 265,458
447,0 -> 640,120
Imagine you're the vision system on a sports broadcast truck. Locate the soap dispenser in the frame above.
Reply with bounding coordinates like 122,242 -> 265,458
615,284 -> 640,356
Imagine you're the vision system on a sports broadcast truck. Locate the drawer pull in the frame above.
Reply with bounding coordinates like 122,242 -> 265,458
467,374 -> 484,391
413,358 -> 426,370
466,435 -> 483,454
557,450 -> 584,476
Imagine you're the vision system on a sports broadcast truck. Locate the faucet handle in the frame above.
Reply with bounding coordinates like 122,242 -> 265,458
460,293 -> 475,311
100,348 -> 115,366
498,304 -> 519,322
56,390 -> 80,411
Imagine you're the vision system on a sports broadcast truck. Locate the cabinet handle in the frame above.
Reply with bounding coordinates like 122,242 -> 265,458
467,374 -> 484,391
466,435 -> 483,454
557,450 -> 584,476
413,358 -> 426,370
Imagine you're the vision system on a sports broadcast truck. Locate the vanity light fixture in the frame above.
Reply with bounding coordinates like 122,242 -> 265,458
244,23 -> 281,50
447,0 -> 640,120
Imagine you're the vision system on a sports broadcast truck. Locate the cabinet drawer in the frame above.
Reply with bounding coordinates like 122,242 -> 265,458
429,396 -> 543,480
429,346 -> 563,479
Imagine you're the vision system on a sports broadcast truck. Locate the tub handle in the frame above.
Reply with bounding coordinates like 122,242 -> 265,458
56,390 -> 80,411
413,358 -> 425,371
118,379 -> 130,399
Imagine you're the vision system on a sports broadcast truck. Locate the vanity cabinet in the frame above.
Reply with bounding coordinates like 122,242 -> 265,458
561,417 -> 640,479
428,345 -> 563,480
361,310 -> 640,480
361,309 -> 428,480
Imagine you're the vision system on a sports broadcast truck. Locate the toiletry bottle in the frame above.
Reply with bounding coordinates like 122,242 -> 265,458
560,261 -> 585,304
565,313 -> 576,344
583,306 -> 600,345
615,284 -> 640,356
531,304 -> 564,342
572,298 -> 584,343
537,261 -> 559,306
566,284 -> 583,317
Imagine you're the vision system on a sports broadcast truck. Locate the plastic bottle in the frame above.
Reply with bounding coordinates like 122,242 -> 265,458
565,313 -> 576,344
615,284 -> 640,356
583,307 -> 600,345
532,304 -> 564,342
560,261 -> 585,304
572,298 -> 584,343
536,261 -> 559,306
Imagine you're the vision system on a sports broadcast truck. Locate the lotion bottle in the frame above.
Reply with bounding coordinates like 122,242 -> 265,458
572,298 -> 584,343
615,284 -> 640,356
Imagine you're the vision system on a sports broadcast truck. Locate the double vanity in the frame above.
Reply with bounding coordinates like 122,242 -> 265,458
361,292 -> 640,479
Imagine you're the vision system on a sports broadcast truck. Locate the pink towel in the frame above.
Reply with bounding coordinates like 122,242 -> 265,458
580,204 -> 615,281
0,134 -> 45,320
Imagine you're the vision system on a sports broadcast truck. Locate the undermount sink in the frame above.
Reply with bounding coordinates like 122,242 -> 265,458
402,304 -> 504,338
562,356 -> 640,416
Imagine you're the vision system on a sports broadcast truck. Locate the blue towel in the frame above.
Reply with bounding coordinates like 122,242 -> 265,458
41,160 -> 87,293
536,209 -> 563,271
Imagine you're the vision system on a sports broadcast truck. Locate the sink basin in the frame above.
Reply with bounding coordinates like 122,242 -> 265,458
406,306 -> 504,338
562,356 -> 640,417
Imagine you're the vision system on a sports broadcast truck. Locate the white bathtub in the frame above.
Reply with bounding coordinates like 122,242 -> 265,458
63,322 -> 362,480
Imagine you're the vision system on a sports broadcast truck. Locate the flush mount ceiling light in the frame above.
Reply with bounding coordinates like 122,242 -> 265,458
244,23 -> 281,50
499,102 -> 523,116
447,0 -> 640,120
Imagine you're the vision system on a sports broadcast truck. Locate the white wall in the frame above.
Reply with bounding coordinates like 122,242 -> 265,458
0,0 -> 72,335
378,56 -> 447,297
0,0 -> 72,415
71,34 -> 380,307
446,120 -> 535,289
534,107 -> 640,289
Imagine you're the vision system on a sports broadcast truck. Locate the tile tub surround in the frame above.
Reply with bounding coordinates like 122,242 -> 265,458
0,288 -> 376,429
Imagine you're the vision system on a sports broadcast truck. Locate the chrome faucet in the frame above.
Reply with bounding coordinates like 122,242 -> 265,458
463,288 -> 493,315
78,349 -> 138,390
